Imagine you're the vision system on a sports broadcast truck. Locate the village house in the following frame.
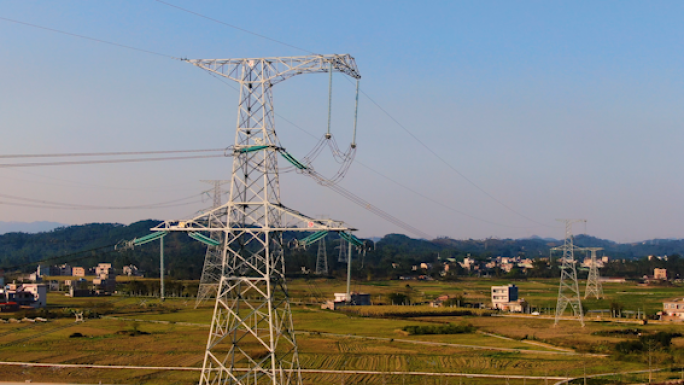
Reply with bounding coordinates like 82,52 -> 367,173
322,292 -> 371,310
654,268 -> 667,280
491,284 -> 527,312
0,283 -> 47,308
93,263 -> 117,293
122,265 -> 142,277
661,298 -> 684,321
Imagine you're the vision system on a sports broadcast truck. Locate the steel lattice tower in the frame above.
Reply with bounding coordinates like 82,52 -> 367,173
315,235 -> 328,275
337,238 -> 348,263
552,219 -> 586,327
195,180 -> 230,308
584,247 -> 604,299
153,55 -> 360,385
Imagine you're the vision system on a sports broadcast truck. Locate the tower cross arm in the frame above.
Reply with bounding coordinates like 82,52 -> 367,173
185,54 -> 361,84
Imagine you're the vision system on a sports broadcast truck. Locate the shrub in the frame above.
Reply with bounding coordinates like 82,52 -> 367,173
402,322 -> 475,335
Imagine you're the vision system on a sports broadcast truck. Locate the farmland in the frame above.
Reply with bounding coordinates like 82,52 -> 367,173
1,277 -> 684,384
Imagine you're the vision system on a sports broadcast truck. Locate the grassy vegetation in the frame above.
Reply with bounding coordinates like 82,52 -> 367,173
0,277 -> 683,384
340,305 -> 491,318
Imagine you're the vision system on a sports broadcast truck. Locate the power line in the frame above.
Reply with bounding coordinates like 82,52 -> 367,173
0,154 -> 225,168
152,0 -> 315,54
0,148 -> 225,159
0,192 -> 201,210
144,2 -> 556,229
263,94 -> 544,230
353,161 -> 543,229
202,71 -> 429,237
322,179 -> 432,239
0,200 -> 201,210
0,16 -> 178,60
1,10 -> 554,231
352,84 -> 556,229
0,170 -> 199,193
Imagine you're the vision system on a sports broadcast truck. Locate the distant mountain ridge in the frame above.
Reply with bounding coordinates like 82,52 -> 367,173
2,221 -> 684,280
0,221 -> 68,235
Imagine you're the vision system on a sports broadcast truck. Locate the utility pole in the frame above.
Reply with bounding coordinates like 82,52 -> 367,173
195,180 -> 229,308
552,219 -> 586,327
152,55 -> 361,385
584,247 -> 604,299
346,240 -> 352,302
160,235 -> 164,302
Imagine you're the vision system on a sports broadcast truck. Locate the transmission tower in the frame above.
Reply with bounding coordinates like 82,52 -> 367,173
195,180 -> 229,308
584,247 -> 604,299
552,219 -> 586,327
315,235 -> 328,275
153,55 -> 361,385
337,238 -> 348,263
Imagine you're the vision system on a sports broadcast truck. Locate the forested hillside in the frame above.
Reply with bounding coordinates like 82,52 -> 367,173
1,221 -> 684,280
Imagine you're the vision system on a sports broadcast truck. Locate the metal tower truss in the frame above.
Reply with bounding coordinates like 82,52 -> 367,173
337,238 -> 348,263
196,180 -> 230,309
152,54 -> 361,385
315,234 -> 328,275
552,219 -> 586,327
584,247 -> 604,299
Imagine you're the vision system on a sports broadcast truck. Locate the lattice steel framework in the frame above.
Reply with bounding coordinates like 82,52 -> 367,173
195,180 -> 230,308
315,235 -> 328,275
152,54 -> 360,385
584,247 -> 604,300
552,219 -> 586,327
337,239 -> 348,263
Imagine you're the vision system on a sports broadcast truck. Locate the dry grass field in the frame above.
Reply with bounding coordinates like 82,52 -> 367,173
1,277 -> 683,384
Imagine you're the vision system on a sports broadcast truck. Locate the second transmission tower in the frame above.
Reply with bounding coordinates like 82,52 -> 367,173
552,219 -> 586,327
195,180 -> 229,308
584,247 -> 604,299
315,234 -> 328,275
338,238 -> 348,263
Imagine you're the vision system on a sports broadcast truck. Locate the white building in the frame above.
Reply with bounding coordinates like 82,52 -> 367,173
491,284 -> 526,312
1,283 -> 47,308
661,298 -> 684,321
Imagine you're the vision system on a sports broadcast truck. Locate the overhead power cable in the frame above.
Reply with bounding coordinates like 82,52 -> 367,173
0,16 -> 178,60
353,161 -> 542,229
0,192 -> 201,210
353,87 -> 556,229
145,1 -> 556,228
321,178 -> 432,240
0,148 -> 225,159
152,0 -> 315,54
0,154 -> 225,168
0,170 -> 199,193
0,200 -> 201,210
269,101 -> 546,229
0,9 -> 553,231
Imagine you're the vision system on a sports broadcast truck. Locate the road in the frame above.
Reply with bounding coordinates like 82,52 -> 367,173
0,361 -> 569,381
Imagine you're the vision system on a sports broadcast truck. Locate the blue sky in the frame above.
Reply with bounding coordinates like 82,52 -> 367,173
1,1 -> 684,242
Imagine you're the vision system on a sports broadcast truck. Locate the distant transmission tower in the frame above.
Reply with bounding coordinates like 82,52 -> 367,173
584,247 -> 604,299
153,55 -> 361,385
338,238 -> 348,263
194,180 -> 229,308
315,234 -> 328,275
552,219 -> 586,327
